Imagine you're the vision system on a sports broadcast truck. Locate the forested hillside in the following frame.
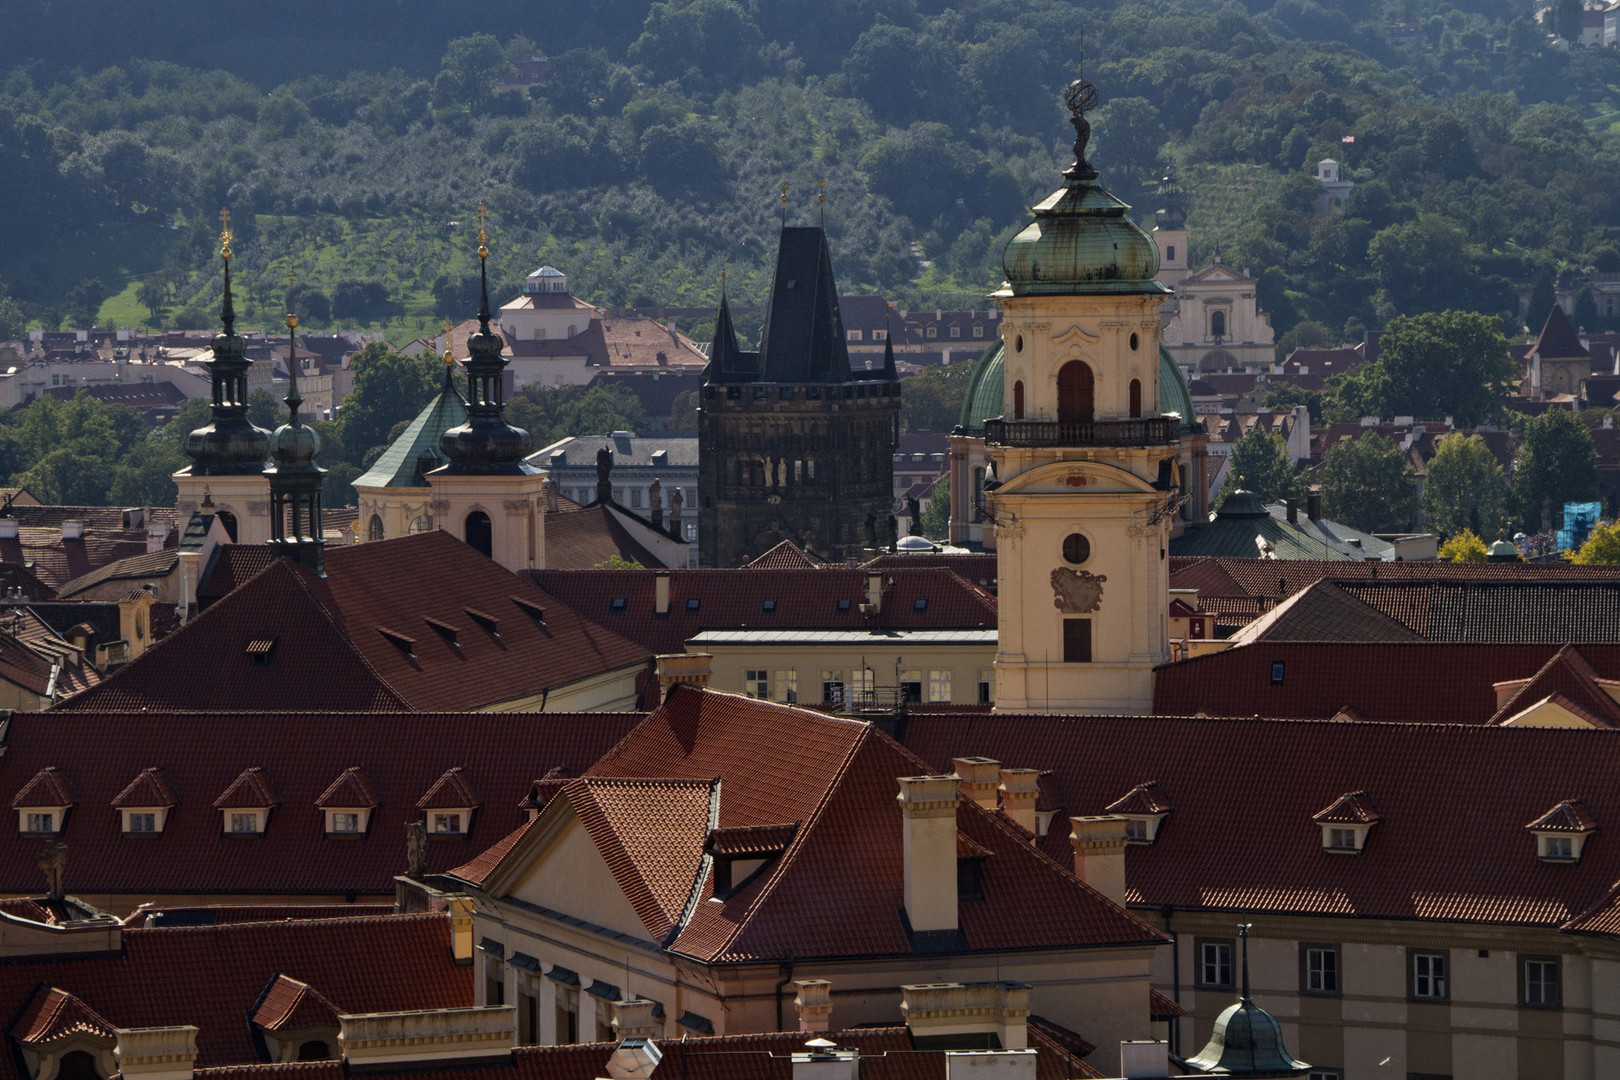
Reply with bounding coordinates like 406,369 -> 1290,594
1,0 -> 1617,346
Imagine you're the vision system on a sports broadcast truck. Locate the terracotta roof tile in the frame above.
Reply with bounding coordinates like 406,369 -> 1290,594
251,974 -> 340,1032
746,540 -> 820,569
704,823 -> 798,857
1526,799 -> 1597,833
315,767 -> 380,809
1105,782 -> 1172,815
214,766 -> 279,809
417,766 -> 483,810
13,766 -> 73,808
450,818 -> 536,888
544,505 -> 666,570
62,532 -> 652,713
1312,790 -> 1381,825
903,713 -> 1620,929
1489,645 -> 1620,727
111,767 -> 179,809
11,986 -> 115,1045
0,711 -> 637,898
55,550 -> 180,599
1148,988 -> 1186,1019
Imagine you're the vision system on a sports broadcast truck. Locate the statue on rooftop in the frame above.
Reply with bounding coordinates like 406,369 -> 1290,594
37,841 -> 66,901
405,820 -> 427,880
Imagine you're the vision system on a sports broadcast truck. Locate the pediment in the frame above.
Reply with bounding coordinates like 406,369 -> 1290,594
1182,263 -> 1250,285
1051,324 -> 1100,348
994,459 -> 1159,496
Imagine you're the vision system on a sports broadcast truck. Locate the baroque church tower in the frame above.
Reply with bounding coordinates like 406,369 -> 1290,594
990,80 -> 1180,714
264,275 -> 326,575
174,210 -> 272,543
425,208 -> 547,572
698,226 -> 901,566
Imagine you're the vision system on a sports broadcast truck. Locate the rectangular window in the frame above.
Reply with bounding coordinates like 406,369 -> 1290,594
928,669 -> 952,703
24,812 -> 54,834
1522,956 -> 1560,1008
977,670 -> 995,705
517,990 -> 538,1045
772,668 -> 797,704
1329,827 -> 1358,850
1307,1072 -> 1342,1080
1302,945 -> 1341,995
745,669 -> 769,698
1197,939 -> 1234,988
331,812 -> 361,834
433,812 -> 463,834
485,955 -> 505,1007
1544,835 -> 1574,859
973,325 -> 985,338
127,812 -> 156,834
555,987 -> 579,1044
821,670 -> 844,705
899,669 -> 923,704
629,488 -> 643,508
1410,950 -> 1448,1001
1270,660 -> 1285,684
874,329 -> 887,341
1124,818 -> 1148,841
950,325 -> 961,338
230,811 -> 259,834
847,330 -> 862,341
849,667 -> 874,704
1063,618 -> 1092,663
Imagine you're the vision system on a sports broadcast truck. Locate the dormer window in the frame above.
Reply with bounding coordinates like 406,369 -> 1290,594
433,812 -> 464,835
316,766 -> 378,838
13,766 -> 74,838
330,812 -> 361,834
1313,790 -> 1381,854
1525,799 -> 1596,863
112,767 -> 177,837
229,810 -> 265,835
1105,781 -> 1172,844
214,766 -> 278,838
418,766 -> 482,839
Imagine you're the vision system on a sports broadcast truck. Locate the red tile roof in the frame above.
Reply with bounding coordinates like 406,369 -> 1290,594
1312,790 -> 1381,825
545,505 -> 667,570
1525,799 -> 1596,833
902,713 -> 1620,930
529,567 -> 997,656
747,540 -> 820,569
315,767 -> 379,809
252,974 -> 340,1032
13,766 -> 73,808
10,986 -> 115,1045
214,766 -> 279,809
1105,782 -> 1172,816
1169,556 -> 1620,602
464,688 -> 1164,963
0,711 -> 639,898
1489,645 -> 1620,726
55,549 -> 179,599
111,767 -> 179,809
60,532 -> 653,713
417,766 -> 483,810
1152,642 -> 1620,723
0,915 -> 469,1079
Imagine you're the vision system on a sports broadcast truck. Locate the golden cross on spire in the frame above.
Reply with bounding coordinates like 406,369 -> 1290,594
779,181 -> 789,225
476,202 -> 489,259
285,267 -> 299,331
441,316 -> 455,366
218,207 -> 232,260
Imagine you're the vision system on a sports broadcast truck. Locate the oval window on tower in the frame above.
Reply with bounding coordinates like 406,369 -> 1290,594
1015,334 -> 1024,353
1062,532 -> 1090,565
1129,332 -> 1139,351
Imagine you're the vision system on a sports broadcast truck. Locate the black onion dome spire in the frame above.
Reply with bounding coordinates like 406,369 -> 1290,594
183,208 -> 272,475
265,270 -> 326,576
439,205 -> 537,474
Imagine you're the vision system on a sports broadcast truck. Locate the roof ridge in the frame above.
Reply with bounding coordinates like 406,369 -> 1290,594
280,559 -> 413,711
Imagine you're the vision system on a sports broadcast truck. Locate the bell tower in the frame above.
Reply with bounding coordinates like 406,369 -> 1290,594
990,79 -> 1180,714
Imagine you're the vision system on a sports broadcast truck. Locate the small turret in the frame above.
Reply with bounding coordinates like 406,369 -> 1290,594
183,209 -> 272,476
264,270 -> 326,576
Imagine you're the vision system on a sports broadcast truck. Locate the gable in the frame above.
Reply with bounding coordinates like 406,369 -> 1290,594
507,814 -> 655,943
1498,695 -> 1601,729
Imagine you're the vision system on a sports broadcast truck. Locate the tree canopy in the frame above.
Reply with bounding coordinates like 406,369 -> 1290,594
1420,432 -> 1508,537
1318,432 -> 1416,533
1512,408 -> 1600,532
1217,428 -> 1300,509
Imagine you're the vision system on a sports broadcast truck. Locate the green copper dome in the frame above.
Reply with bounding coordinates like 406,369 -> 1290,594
957,339 -> 1005,436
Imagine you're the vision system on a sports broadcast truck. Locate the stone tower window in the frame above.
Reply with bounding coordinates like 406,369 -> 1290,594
1062,618 -> 1092,662
1057,361 -> 1094,424
368,515 -> 384,541
1013,381 -> 1025,420
1062,533 -> 1090,564
1130,378 -> 1143,418
1210,310 -> 1227,340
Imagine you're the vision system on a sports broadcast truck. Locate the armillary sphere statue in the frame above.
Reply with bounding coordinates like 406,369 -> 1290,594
1064,78 -> 1100,177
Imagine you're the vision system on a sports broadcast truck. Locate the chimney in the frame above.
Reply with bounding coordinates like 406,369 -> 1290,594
944,1051 -> 1036,1080
794,979 -> 834,1033
896,775 -> 960,933
114,1027 -> 198,1080
603,1037 -> 662,1080
791,1040 -> 858,1080
1306,491 -> 1322,521
997,769 -> 1040,836
62,521 -> 84,541
146,520 -> 169,554
338,1007 -> 515,1067
1119,1041 -> 1171,1079
952,757 -> 1000,809
1069,816 -> 1130,906
0,519 -> 17,540
654,571 -> 670,615
655,653 -> 711,706
865,573 -> 883,615
610,999 -> 660,1041
901,983 -> 1029,1049
1285,499 -> 1297,524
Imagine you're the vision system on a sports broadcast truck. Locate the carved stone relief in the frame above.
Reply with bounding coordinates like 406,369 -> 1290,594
1051,566 -> 1106,613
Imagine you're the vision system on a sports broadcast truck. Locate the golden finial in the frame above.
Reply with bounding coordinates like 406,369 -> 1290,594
818,179 -> 826,227
779,181 -> 789,225
441,316 -> 455,366
218,207 -> 232,261
285,267 -> 298,332
477,202 -> 489,259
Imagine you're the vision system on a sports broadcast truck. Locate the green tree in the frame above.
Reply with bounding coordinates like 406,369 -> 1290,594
1438,529 -> 1488,562
1420,433 -> 1508,537
1264,381 -> 1324,425
64,278 -> 107,329
919,475 -> 949,540
432,34 -> 509,112
1573,521 -> 1620,564
1217,428 -> 1301,508
1319,433 -> 1416,532
15,447 -> 111,505
1513,408 -> 1601,531
135,279 -> 169,326
335,343 -> 440,464
668,389 -> 699,429
1363,311 -> 1514,427
1273,320 -> 1333,363
901,362 -> 975,432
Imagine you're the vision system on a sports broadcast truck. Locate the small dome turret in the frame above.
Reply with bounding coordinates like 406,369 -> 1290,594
185,211 -> 272,476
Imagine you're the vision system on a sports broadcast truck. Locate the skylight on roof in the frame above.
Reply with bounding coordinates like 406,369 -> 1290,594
837,598 -> 851,613
610,598 -> 627,613
914,599 -> 929,612
687,597 -> 700,612
763,600 -> 777,613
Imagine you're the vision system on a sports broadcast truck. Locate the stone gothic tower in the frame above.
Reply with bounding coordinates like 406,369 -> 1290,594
698,227 -> 900,566
989,79 -> 1181,714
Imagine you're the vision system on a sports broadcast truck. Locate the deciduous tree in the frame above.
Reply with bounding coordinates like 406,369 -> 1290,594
1217,428 -> 1301,508
1421,433 -> 1508,537
1512,408 -> 1600,532
1318,432 -> 1415,532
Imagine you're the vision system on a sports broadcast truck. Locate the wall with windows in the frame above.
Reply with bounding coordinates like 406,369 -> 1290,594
699,641 -> 997,707
1148,911 -> 1601,1080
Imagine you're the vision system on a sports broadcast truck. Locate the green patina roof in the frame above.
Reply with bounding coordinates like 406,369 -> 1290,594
954,337 -> 1201,437
353,371 -> 469,489
1170,494 -> 1393,561
998,174 -> 1169,297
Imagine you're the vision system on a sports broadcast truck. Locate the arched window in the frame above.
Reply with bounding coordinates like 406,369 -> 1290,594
408,514 -> 433,533
368,515 -> 384,541
1129,378 -> 1143,419
1057,361 -> 1094,424
1210,310 -> 1227,340
465,511 -> 493,558
58,1051 -> 101,1080
1013,380 -> 1025,420
217,510 -> 239,543
297,1041 -> 331,1062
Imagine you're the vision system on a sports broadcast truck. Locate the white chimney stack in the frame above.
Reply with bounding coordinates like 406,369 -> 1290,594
1070,816 -> 1130,906
654,571 -> 670,615
997,769 -> 1040,836
792,1040 -> 858,1080
952,757 -> 1000,809
1119,1041 -> 1171,1078
896,775 -> 960,933
794,979 -> 834,1033
114,1027 -> 198,1080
